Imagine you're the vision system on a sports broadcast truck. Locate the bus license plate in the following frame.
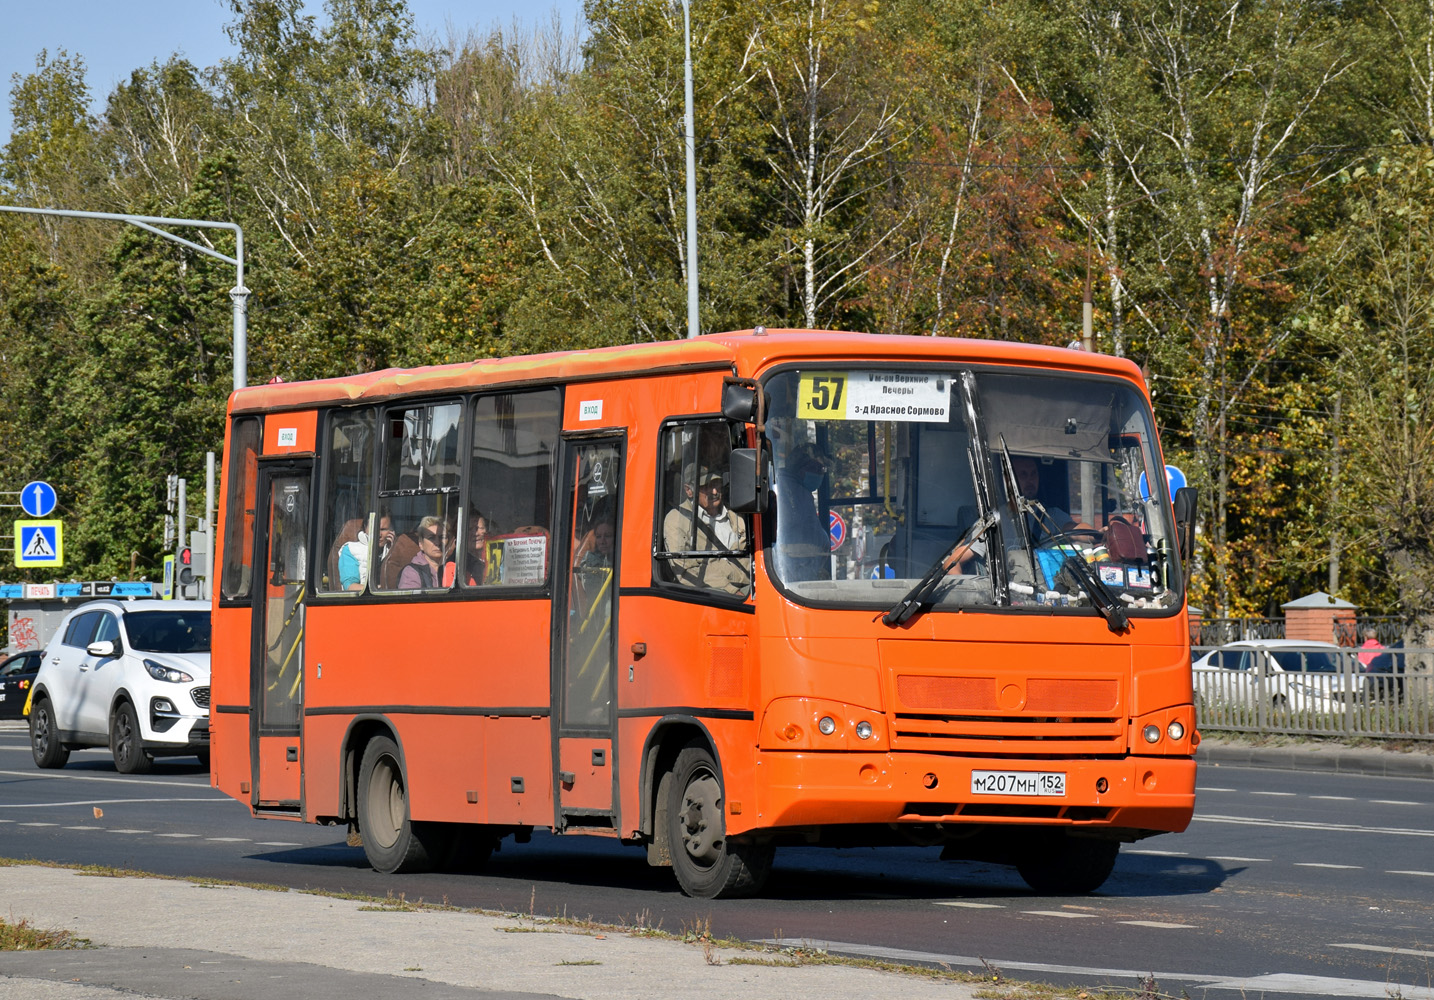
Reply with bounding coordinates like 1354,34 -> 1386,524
970,770 -> 1066,797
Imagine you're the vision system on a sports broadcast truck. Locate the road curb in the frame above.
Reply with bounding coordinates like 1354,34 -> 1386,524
1198,740 -> 1434,779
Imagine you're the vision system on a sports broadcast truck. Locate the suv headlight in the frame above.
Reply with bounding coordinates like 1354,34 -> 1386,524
144,659 -> 193,683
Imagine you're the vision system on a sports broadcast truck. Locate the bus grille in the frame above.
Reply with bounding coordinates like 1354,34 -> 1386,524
891,713 -> 1124,754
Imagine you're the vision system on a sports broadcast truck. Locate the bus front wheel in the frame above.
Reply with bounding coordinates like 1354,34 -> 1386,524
667,743 -> 773,899
1015,834 -> 1119,894
357,736 -> 449,874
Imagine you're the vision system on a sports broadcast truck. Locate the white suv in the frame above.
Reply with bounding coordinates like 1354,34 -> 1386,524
28,600 -> 211,772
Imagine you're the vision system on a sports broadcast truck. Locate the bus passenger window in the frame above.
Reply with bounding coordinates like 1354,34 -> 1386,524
372,401 -> 462,593
463,388 -> 560,588
317,409 -> 376,594
656,420 -> 751,597
220,416 -> 262,601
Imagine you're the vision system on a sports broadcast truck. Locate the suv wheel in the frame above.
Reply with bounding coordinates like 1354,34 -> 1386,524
110,702 -> 153,774
30,698 -> 70,769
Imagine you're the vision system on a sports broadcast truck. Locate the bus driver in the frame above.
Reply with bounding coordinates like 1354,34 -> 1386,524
662,463 -> 750,596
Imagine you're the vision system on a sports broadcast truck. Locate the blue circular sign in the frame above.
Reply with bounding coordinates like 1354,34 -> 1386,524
1138,465 -> 1187,502
20,480 -> 57,518
828,510 -> 847,551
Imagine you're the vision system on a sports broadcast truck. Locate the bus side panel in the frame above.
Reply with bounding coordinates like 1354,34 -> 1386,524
210,605 -> 252,804
303,599 -> 553,826
299,713 -> 344,819
485,717 -> 554,825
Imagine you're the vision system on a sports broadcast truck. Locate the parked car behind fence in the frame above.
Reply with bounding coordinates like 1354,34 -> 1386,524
1193,641 -> 1432,739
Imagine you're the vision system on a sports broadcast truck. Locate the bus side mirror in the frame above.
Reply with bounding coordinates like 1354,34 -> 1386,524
1173,486 -> 1198,564
728,447 -> 768,513
721,378 -> 760,423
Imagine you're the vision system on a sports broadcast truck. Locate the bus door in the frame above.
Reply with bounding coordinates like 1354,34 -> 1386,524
249,462 -> 311,812
551,436 -> 623,831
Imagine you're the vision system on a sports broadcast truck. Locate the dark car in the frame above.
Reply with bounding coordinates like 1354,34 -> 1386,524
0,650 -> 44,720
1364,643 -> 1407,702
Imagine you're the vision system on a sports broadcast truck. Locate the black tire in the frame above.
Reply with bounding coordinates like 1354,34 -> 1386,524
29,698 -> 69,769
357,736 -> 449,874
1016,834 -> 1119,894
667,742 -> 773,899
110,702 -> 153,774
195,749 -> 211,769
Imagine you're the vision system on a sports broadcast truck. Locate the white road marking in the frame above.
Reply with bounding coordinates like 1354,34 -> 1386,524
18,822 -> 57,827
0,798 -> 227,809
759,938 -> 1434,998
1021,910 -> 1097,918
205,837 -> 249,842
155,833 -> 200,838
1119,920 -> 1196,929
1370,800 -> 1421,806
1386,870 -> 1434,877
255,841 -> 302,847
1127,849 -> 1187,856
1250,791 -> 1297,797
1196,786 -> 1237,792
62,826 -> 102,830
0,769 -> 215,790
1294,862 -> 1362,869
1195,814 -> 1434,838
1210,856 -> 1270,862
1309,795 -> 1355,801
1330,943 -> 1434,959
934,901 -> 1003,908
108,829 -> 151,834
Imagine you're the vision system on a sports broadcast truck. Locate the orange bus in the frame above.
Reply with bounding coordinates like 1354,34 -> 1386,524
210,330 -> 1199,898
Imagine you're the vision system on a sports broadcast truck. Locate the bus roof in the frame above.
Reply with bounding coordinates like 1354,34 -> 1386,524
228,330 -> 1146,414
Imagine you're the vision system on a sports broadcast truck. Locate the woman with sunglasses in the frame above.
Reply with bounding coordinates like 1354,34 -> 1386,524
398,515 -> 448,590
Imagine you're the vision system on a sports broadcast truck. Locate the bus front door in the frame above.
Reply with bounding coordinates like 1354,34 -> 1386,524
249,463 -> 310,812
551,436 -> 623,832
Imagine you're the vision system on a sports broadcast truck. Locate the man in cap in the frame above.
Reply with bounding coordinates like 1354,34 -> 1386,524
662,461 -> 750,595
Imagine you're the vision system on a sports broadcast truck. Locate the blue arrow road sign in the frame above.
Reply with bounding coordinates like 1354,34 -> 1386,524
20,480 -> 56,518
1138,465 -> 1188,502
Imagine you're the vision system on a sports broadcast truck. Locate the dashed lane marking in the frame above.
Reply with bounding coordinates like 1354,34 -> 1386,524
108,829 -> 151,834
62,826 -> 101,830
1250,791 -> 1297,797
255,841 -> 303,847
1210,856 -> 1270,862
1119,921 -> 1196,929
1022,910 -> 1097,918
1387,870 -> 1434,877
1370,800 -> 1422,806
18,822 -> 57,827
205,837 -> 249,842
155,832 -> 200,838
934,901 -> 1004,908
1195,814 -> 1434,838
1294,862 -> 1362,869
1330,943 -> 1434,959
1127,849 -> 1187,856
1310,795 -> 1356,801
1195,786 -> 1237,792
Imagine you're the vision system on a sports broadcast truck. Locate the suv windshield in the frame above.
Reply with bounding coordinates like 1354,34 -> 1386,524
124,611 -> 212,654
764,366 -> 1181,615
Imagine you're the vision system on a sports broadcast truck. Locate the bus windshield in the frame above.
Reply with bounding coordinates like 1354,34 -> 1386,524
764,367 -> 1181,615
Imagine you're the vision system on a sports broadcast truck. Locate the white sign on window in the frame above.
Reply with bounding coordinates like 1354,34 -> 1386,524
277,428 -> 298,447
502,535 -> 547,585
579,400 -> 603,422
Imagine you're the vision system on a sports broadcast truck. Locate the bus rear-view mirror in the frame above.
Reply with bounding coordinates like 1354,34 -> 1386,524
1173,486 -> 1197,564
728,447 -> 768,513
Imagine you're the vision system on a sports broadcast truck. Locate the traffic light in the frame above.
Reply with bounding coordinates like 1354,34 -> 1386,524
178,546 -> 194,585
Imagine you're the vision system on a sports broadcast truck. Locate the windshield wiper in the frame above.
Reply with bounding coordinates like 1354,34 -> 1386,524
881,510 -> 997,627
996,440 -> 1127,634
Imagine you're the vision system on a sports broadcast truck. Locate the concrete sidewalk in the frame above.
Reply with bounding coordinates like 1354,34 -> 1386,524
0,865 -> 981,1000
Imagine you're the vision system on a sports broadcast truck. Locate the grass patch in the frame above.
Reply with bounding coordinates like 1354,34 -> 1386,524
0,917 -> 87,951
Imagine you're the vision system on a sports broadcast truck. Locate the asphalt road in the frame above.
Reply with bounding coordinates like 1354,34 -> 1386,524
2,728 -> 1432,999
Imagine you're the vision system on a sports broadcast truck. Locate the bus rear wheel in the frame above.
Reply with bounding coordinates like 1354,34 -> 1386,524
1015,834 -> 1119,894
667,743 -> 773,899
357,736 -> 449,874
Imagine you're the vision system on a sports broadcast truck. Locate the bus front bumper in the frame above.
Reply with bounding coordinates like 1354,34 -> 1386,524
748,750 -> 1195,835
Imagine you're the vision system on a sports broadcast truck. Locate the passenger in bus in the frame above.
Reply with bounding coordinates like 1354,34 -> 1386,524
772,440 -> 832,582
397,515 -> 447,590
663,463 -> 750,595
337,512 -> 394,592
462,508 -> 495,585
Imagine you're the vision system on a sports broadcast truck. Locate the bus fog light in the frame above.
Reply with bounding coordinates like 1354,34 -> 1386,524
1143,724 -> 1161,744
1167,720 -> 1185,741
818,716 -> 836,736
855,721 -> 873,740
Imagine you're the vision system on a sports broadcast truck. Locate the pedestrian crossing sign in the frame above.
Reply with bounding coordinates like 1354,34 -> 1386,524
14,520 -> 63,568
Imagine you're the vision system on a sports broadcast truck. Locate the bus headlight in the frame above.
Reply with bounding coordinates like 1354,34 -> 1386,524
1167,720 -> 1185,741
855,721 -> 873,740
818,716 -> 837,736
1143,724 -> 1161,744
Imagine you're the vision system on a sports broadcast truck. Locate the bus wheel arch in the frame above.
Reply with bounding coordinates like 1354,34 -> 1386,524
354,732 -> 450,874
665,737 -> 773,899
639,719 -> 714,867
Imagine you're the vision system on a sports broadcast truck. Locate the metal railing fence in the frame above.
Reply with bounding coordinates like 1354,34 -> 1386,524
1192,645 -> 1433,739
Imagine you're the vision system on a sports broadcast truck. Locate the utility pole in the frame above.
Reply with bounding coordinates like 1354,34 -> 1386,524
682,0 -> 700,339
0,205 -> 248,392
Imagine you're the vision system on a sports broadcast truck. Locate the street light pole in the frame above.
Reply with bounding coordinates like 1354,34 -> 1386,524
0,204 -> 248,392
682,0 -> 700,340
